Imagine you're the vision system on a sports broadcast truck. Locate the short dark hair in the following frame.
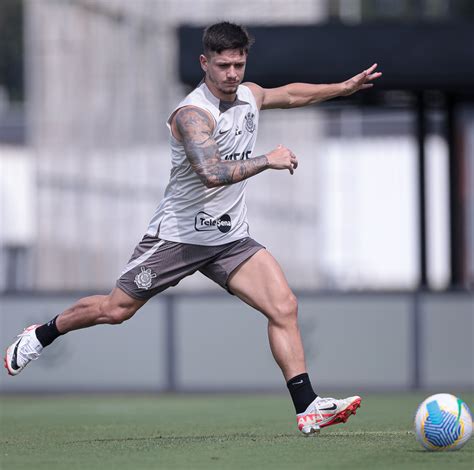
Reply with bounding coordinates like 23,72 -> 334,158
202,22 -> 254,56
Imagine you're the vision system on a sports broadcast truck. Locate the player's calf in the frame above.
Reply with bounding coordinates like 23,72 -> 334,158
101,304 -> 136,325
4,290 -> 144,376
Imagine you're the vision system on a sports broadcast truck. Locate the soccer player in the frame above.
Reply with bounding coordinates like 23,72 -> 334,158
5,22 -> 381,435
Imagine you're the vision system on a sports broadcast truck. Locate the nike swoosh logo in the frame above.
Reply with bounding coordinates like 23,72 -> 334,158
291,380 -> 304,385
219,129 -> 230,134
319,404 -> 337,411
11,339 -> 22,370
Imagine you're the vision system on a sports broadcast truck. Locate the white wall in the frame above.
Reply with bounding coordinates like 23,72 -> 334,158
1,293 -> 472,393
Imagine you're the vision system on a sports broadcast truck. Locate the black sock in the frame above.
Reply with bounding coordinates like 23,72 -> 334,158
287,373 -> 318,414
35,316 -> 63,347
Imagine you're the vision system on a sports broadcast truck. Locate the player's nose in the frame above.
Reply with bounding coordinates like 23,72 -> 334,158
227,67 -> 237,79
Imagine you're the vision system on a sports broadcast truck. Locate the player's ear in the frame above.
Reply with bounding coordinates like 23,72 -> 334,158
200,54 -> 208,73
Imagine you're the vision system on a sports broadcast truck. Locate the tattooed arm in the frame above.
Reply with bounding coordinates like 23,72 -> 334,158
173,106 -> 297,188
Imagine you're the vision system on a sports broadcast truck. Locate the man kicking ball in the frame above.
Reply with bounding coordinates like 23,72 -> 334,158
5,21 -> 381,435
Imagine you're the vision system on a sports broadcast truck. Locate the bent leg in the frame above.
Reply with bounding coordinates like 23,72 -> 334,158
56,287 -> 147,333
5,287 -> 146,376
227,249 -> 306,382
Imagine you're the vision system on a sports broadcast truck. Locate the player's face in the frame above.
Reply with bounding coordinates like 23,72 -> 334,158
200,49 -> 247,98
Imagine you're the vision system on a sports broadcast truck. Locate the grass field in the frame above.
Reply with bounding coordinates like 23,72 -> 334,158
1,393 -> 473,469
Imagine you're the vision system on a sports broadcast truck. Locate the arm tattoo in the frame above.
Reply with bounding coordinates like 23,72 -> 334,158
175,107 -> 268,188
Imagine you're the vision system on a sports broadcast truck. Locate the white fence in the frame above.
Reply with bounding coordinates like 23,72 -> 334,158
1,292 -> 472,393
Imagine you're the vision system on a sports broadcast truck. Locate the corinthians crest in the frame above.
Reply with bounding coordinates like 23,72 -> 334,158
244,112 -> 256,133
134,266 -> 157,290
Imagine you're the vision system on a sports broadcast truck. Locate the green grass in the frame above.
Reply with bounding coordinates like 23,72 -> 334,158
0,393 -> 473,469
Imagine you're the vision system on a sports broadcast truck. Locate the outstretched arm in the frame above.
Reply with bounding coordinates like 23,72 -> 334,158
246,63 -> 382,110
173,106 -> 297,188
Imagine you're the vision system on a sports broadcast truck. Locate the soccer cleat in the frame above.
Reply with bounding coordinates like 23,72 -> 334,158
4,325 -> 43,376
297,395 -> 361,434
297,412 -> 321,436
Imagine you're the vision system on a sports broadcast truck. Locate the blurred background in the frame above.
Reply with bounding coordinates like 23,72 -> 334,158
0,0 -> 472,394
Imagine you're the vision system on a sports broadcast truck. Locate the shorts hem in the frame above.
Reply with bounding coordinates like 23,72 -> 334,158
115,281 -> 154,301
152,234 -> 250,247
224,246 -> 265,295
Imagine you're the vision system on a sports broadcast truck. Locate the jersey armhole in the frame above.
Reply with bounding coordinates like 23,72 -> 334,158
241,83 -> 263,111
167,105 -> 217,142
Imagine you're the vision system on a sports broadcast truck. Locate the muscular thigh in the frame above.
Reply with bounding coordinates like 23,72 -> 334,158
227,249 -> 295,317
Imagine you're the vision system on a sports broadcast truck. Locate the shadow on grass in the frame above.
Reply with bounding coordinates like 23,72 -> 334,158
406,449 -> 472,453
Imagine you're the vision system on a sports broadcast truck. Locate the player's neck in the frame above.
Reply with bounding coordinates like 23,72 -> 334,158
204,78 -> 237,102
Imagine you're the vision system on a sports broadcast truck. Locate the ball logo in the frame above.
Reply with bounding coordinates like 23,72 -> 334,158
423,407 -> 462,447
195,211 -> 232,233
134,266 -> 157,289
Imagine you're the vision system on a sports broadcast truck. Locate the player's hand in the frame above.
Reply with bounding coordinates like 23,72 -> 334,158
340,63 -> 382,96
266,144 -> 298,175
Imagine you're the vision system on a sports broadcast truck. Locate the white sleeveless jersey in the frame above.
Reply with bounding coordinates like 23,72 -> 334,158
146,82 -> 259,245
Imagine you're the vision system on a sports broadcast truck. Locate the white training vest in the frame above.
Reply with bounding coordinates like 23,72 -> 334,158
146,82 -> 260,245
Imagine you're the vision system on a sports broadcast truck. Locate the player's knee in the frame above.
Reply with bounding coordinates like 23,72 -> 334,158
100,299 -> 137,325
108,306 -> 136,324
273,293 -> 298,325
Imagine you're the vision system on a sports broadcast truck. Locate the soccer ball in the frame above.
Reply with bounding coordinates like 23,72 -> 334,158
414,393 -> 472,451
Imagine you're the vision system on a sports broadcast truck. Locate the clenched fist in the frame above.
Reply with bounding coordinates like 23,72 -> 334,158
266,144 -> 298,175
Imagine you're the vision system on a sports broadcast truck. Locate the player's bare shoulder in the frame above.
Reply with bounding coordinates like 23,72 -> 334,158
242,82 -> 265,110
171,106 -> 215,142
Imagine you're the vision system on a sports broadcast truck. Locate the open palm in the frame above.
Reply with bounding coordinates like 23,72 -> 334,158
342,63 -> 382,96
